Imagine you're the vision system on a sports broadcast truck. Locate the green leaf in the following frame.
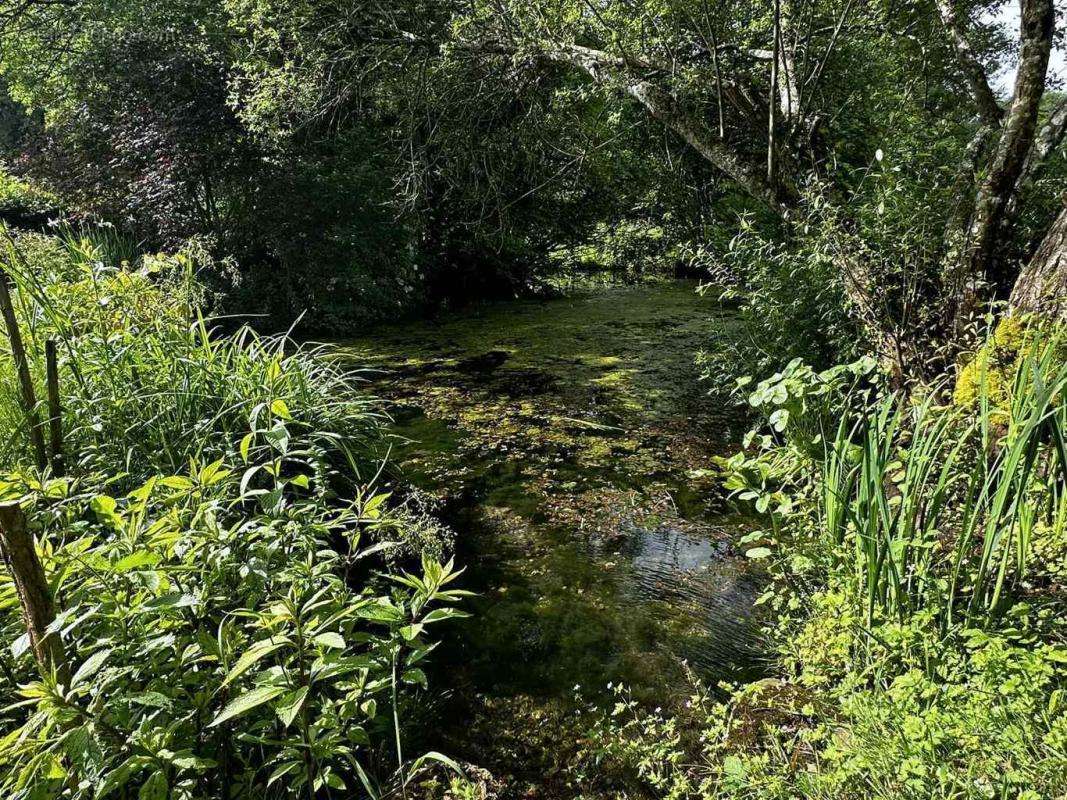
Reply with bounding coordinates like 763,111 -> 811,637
169,752 -> 217,771
322,771 -> 346,790
71,648 -> 112,688
198,459 -> 231,486
222,640 -> 289,687
362,492 -> 391,519
141,592 -> 197,612
267,762 -> 302,787
356,601 -> 404,623
270,398 -> 293,420
276,686 -> 309,728
745,547 -> 773,559
239,433 -> 254,463
1047,648 -> 1067,664
398,624 -> 424,641
159,476 -> 195,491
11,631 -> 29,659
139,770 -> 167,800
129,691 -> 173,709
402,668 -> 427,688
209,685 -> 285,727
264,423 -> 289,455
96,756 -> 151,799
112,551 -> 160,573
421,608 -> 471,624
313,632 -> 345,650
410,751 -> 465,778
90,495 -> 124,529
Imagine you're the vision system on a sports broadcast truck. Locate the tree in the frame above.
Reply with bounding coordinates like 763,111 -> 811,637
441,0 -> 1064,362
1011,197 -> 1067,315
0,0 -> 1064,352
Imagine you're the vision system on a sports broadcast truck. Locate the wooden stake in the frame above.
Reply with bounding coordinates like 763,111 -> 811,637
0,271 -> 48,472
45,340 -> 64,477
0,502 -> 68,683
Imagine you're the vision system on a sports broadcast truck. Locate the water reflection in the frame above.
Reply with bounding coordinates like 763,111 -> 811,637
595,520 -> 765,676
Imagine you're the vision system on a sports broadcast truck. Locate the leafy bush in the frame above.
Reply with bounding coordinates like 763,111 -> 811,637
698,205 -> 862,398
0,233 -> 467,798
0,169 -> 59,222
700,156 -> 960,397
0,469 -> 467,799
550,219 -> 675,282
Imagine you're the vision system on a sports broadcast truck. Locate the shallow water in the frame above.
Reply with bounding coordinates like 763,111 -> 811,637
339,282 -> 764,783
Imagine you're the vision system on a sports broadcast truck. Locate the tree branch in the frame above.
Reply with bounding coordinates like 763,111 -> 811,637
949,0 -> 1055,321
470,40 -> 796,214
935,0 -> 1004,126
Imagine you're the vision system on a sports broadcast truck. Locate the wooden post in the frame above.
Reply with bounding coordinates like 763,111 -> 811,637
45,340 -> 64,477
0,502 -> 68,683
0,271 -> 48,472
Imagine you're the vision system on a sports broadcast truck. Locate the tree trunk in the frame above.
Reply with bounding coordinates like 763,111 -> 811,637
1009,200 -> 1067,317
947,0 -> 1054,327
0,502 -> 68,683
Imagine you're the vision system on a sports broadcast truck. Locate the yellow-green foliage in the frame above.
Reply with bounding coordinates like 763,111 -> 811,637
46,253 -> 199,335
2,231 -> 206,340
0,168 -> 59,216
953,315 -> 1059,411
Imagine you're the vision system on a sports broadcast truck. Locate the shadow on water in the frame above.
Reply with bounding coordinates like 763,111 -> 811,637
337,281 -> 766,781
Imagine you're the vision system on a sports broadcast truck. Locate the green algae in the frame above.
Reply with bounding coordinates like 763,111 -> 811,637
338,282 -> 761,793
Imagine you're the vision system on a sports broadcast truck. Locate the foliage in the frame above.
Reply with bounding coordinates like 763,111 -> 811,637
0,168 -> 59,222
0,233 -> 467,798
698,204 -> 862,396
953,314 -> 1067,415
580,327 -> 1067,799
0,0 -> 1061,340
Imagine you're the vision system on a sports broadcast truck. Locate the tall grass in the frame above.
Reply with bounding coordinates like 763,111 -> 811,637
0,228 -> 381,483
821,326 -> 1067,629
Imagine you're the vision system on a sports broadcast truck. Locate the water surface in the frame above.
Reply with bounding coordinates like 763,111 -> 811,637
340,282 -> 764,787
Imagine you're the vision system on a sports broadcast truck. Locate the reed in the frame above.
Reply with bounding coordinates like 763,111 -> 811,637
820,326 -> 1067,629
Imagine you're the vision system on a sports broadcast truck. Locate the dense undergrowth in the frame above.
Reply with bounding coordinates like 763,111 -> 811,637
579,321 -> 1067,799
0,229 -> 466,799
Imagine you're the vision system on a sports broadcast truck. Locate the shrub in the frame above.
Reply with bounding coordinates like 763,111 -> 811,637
0,232 -> 466,798
0,169 -> 60,223
698,205 -> 862,398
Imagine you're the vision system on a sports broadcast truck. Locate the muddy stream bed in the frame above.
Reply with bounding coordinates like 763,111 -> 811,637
339,282 -> 766,795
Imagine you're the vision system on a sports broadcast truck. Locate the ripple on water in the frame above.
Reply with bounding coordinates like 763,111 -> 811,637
606,520 -> 766,677
339,282 -> 765,691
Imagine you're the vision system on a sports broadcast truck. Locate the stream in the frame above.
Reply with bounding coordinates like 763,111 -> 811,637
340,281 -> 765,793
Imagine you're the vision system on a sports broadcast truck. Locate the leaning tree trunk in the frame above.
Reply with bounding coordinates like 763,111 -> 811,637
947,0 -> 1055,328
1009,200 -> 1067,317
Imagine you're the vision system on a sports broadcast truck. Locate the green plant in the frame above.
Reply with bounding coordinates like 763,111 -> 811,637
581,326 -> 1067,799
0,468 -> 468,799
0,169 -> 60,220
0,231 -> 467,798
818,329 -> 1067,630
